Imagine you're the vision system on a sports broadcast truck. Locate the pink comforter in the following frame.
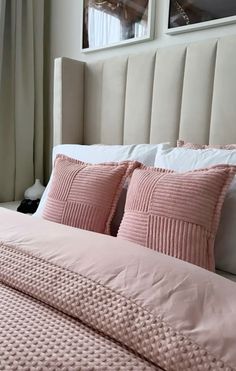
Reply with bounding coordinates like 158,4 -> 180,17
0,208 -> 235,370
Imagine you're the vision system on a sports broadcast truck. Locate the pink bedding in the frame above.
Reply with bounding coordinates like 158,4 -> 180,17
0,209 -> 236,370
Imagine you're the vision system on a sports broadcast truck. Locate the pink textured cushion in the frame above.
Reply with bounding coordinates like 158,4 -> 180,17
43,155 -> 140,234
118,165 -> 236,271
177,140 -> 236,150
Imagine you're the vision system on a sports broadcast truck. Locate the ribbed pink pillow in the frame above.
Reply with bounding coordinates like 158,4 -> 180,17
43,155 -> 140,234
177,140 -> 236,150
118,165 -> 236,270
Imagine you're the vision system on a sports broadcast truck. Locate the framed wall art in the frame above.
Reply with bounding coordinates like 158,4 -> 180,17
82,0 -> 155,52
165,0 -> 236,35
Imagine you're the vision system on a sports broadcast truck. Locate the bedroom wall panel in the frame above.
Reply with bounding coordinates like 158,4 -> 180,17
53,58 -> 84,146
55,35 -> 236,148
209,36 -> 236,145
100,57 -> 128,145
179,40 -> 217,144
150,45 -> 186,145
84,61 -> 104,144
123,52 -> 156,144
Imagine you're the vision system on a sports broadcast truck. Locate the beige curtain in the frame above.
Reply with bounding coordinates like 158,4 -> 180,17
0,0 -> 44,202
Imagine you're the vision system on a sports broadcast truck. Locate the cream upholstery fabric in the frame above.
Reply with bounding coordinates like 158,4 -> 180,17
179,39 -> 217,144
210,37 -> 236,145
53,58 -> 84,146
54,35 -> 236,147
150,45 -> 186,145
100,57 -> 127,144
123,52 -> 156,144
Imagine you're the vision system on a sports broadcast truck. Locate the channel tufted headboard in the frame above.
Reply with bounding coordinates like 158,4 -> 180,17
53,35 -> 236,147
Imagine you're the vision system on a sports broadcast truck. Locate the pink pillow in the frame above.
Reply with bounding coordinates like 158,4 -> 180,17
43,155 -> 140,234
177,140 -> 236,150
118,165 -> 236,271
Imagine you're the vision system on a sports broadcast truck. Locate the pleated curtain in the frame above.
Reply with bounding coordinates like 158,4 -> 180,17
0,0 -> 44,202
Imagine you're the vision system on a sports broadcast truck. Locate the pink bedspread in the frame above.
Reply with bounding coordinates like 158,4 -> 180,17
0,208 -> 235,370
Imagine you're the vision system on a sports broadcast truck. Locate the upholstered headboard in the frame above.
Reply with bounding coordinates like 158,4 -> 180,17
53,35 -> 236,147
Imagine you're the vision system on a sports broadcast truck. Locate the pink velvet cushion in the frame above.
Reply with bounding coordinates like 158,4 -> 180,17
177,140 -> 236,150
43,155 -> 140,234
118,165 -> 236,271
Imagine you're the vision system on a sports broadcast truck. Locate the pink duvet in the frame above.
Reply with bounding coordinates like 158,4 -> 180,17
0,208 -> 235,370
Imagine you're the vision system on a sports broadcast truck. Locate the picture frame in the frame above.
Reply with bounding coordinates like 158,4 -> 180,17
165,0 -> 236,35
82,0 -> 155,53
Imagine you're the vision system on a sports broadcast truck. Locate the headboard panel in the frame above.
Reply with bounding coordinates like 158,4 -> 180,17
210,37 -> 236,144
100,57 -> 127,144
179,39 -> 216,143
123,52 -> 155,144
54,35 -> 236,147
150,44 -> 186,144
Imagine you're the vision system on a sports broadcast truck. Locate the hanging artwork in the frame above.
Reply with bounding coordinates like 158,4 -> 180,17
166,0 -> 236,34
82,0 -> 154,52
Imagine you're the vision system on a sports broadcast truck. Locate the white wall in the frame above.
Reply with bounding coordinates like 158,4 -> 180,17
44,0 -> 236,178
48,0 -> 236,62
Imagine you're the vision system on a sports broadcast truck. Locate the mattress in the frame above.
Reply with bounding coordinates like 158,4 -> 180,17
0,208 -> 236,370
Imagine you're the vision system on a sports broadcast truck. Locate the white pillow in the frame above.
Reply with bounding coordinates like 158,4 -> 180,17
35,143 -> 170,218
155,147 -> 236,275
53,144 -> 167,165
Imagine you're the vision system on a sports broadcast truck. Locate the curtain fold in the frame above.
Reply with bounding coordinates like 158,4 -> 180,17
0,0 -> 44,202
88,7 -> 121,48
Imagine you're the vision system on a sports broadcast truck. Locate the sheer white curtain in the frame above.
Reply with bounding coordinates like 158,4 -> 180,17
87,7 -> 148,48
135,21 -> 147,38
0,0 -> 44,202
88,7 -> 121,48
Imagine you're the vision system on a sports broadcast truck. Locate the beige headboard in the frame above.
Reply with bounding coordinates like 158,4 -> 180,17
53,35 -> 236,147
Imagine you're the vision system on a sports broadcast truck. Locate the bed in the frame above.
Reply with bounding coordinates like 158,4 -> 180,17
1,35 -> 236,370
